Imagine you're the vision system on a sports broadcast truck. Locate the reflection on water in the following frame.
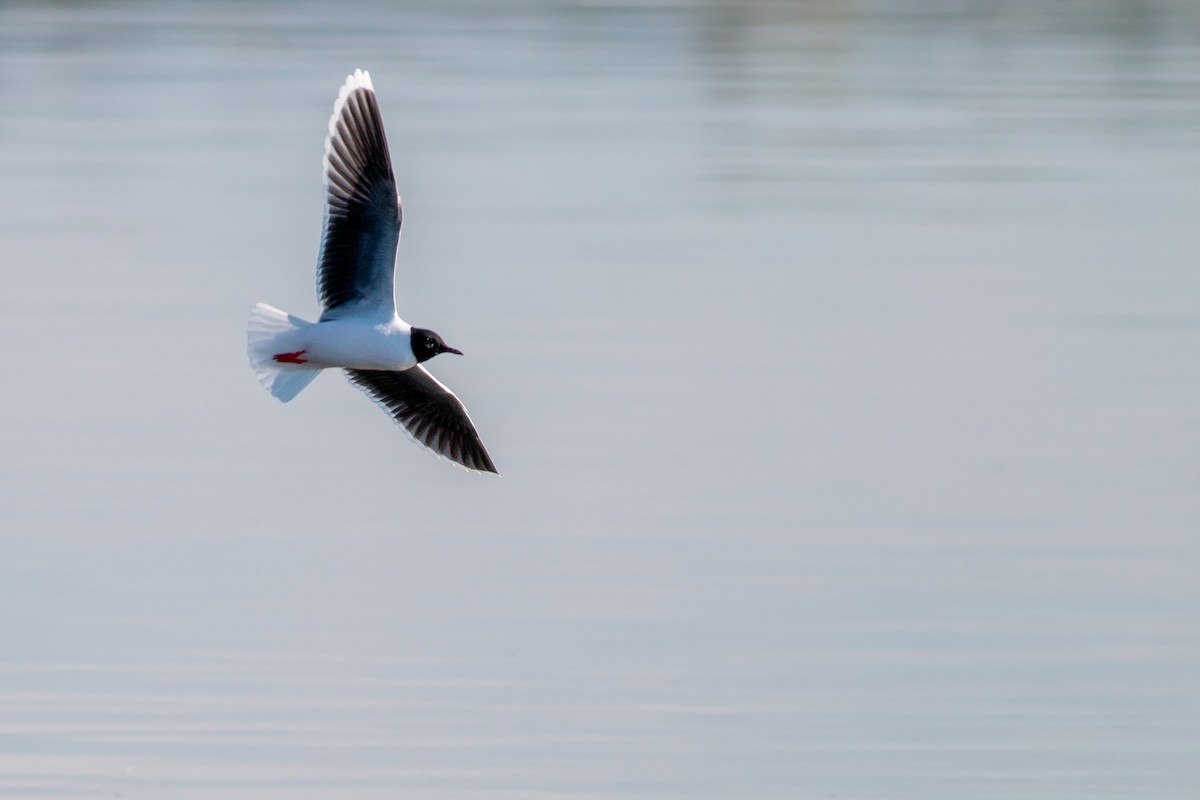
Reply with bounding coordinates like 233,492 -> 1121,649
1,1 -> 1198,798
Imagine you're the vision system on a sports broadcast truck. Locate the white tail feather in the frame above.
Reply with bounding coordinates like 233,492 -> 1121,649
247,303 -> 322,402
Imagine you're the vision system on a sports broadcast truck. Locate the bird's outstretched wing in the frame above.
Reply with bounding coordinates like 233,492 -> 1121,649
317,69 -> 401,318
345,367 -> 498,474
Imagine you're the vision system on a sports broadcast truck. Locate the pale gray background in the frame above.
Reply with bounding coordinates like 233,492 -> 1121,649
1,1 -> 1198,798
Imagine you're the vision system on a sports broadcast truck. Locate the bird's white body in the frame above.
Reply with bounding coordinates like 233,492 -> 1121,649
247,303 -> 416,395
298,313 -> 415,371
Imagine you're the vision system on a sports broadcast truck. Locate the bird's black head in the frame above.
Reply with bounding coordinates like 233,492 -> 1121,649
410,327 -> 463,363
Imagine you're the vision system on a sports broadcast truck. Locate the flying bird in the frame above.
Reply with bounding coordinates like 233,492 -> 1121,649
248,70 -> 497,474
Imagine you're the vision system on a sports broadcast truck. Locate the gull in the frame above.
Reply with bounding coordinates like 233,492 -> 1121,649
248,69 -> 497,474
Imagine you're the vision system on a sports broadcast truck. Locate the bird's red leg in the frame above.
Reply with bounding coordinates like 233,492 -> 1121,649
273,350 -> 308,364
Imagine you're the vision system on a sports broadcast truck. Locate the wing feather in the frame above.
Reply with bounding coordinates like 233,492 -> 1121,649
344,366 -> 499,474
317,70 -> 402,317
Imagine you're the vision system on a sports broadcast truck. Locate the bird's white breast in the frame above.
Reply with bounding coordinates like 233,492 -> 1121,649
302,315 -> 415,370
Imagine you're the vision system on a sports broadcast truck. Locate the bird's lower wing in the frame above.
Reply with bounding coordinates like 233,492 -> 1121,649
344,366 -> 498,474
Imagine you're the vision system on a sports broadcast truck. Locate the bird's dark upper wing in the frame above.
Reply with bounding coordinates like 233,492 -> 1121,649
344,367 -> 498,474
317,70 -> 401,318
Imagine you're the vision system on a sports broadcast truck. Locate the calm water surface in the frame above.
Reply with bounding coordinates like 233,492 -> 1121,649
1,1 -> 1198,798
